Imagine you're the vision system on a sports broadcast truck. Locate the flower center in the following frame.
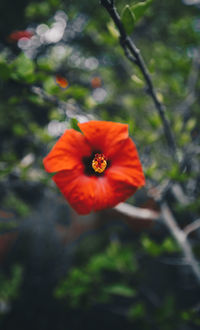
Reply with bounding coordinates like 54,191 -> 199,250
92,153 -> 107,174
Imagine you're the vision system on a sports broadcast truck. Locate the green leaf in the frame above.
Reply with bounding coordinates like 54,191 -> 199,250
128,303 -> 145,320
0,265 -> 23,301
121,5 -> 136,35
107,20 -> 119,39
70,118 -> 81,132
43,76 -> 60,94
131,0 -> 153,23
105,284 -> 136,297
0,61 -> 11,80
11,53 -> 35,83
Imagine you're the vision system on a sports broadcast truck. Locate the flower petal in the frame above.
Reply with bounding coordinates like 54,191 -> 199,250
93,176 -> 138,211
43,129 -> 91,173
53,170 -> 137,214
78,121 -> 129,158
108,137 -> 145,187
53,170 -> 97,215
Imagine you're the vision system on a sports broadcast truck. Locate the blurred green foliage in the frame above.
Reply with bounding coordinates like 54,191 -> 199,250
0,265 -> 23,303
121,5 -> 136,35
55,242 -> 137,307
141,235 -> 180,257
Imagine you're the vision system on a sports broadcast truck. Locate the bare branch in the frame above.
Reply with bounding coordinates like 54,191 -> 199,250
184,218 -> 200,236
161,202 -> 200,284
113,201 -> 200,284
114,202 -> 160,221
31,86 -> 95,122
171,183 -> 190,205
100,0 -> 178,161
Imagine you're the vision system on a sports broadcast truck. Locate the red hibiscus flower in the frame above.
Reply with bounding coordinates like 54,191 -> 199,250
43,121 -> 145,215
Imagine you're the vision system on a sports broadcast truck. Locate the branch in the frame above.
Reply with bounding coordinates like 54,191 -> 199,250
114,202 -> 159,221
161,202 -> 200,284
184,218 -> 200,236
100,0 -> 200,284
100,0 -> 178,161
31,86 -> 95,122
113,202 -> 200,284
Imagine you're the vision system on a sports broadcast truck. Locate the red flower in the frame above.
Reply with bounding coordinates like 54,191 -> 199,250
43,121 -> 145,215
91,77 -> 102,89
55,75 -> 69,89
8,30 -> 34,42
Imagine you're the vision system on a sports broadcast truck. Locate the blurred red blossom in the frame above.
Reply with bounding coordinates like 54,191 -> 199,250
8,30 -> 34,42
55,75 -> 69,89
43,121 -> 145,215
91,76 -> 102,88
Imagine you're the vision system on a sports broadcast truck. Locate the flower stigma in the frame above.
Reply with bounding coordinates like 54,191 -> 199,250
92,153 -> 107,174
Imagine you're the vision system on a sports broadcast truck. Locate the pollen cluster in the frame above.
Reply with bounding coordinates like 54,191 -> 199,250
92,153 -> 107,174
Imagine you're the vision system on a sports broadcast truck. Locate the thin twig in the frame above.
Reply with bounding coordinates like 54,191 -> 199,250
31,86 -> 95,122
161,202 -> 200,284
114,202 -> 160,221
184,218 -> 200,236
100,0 -> 178,161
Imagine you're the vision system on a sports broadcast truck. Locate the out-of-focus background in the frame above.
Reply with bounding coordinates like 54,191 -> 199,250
0,0 -> 200,329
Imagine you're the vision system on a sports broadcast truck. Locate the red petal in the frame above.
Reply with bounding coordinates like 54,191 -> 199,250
53,170 -> 97,215
93,176 -> 137,212
78,121 -> 129,158
53,170 -> 137,214
43,129 -> 91,173
108,137 -> 145,187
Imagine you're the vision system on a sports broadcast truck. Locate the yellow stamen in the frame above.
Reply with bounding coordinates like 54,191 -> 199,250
92,153 -> 107,174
